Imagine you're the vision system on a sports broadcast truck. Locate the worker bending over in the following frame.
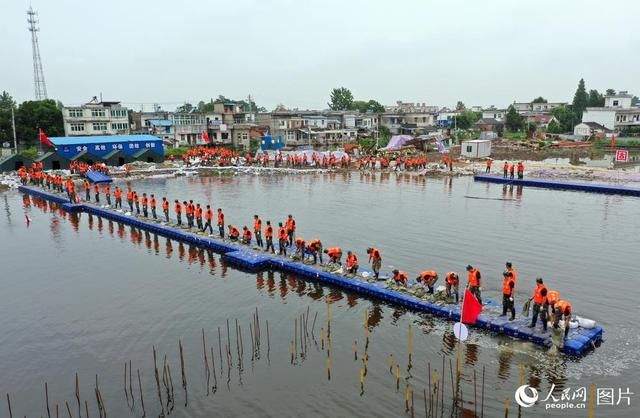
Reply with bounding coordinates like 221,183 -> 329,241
367,247 -> 382,280
345,251 -> 358,274
307,239 -> 323,264
228,225 -> 240,241
324,247 -> 342,264
242,226 -> 252,245
553,299 -> 572,339
445,272 -> 459,303
416,271 -> 438,294
392,270 -> 408,286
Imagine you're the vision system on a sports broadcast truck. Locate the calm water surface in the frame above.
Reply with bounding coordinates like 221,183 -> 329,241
1,173 -> 639,417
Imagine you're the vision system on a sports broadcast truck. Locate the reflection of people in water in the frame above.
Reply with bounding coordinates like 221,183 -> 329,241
366,304 -> 384,330
442,331 -> 457,354
266,271 -> 276,295
256,272 -> 264,290
497,347 -> 513,380
465,343 -> 478,366
516,185 -> 523,199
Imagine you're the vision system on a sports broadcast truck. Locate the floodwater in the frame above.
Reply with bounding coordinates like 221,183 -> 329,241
1,172 -> 639,417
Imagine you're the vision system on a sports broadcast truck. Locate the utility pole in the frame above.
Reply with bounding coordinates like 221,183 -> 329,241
11,107 -> 17,152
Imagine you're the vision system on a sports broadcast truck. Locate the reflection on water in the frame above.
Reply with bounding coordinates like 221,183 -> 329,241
5,176 -> 640,417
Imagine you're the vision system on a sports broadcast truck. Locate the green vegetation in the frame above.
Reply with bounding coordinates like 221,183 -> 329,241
532,96 -> 547,104
505,105 -> 524,131
18,146 -> 38,160
551,105 -> 579,133
572,78 -> 588,118
328,87 -> 385,114
0,91 -> 64,146
501,131 -> 527,140
592,139 -> 640,148
164,146 -> 190,157
454,110 -> 481,130
249,138 -> 260,153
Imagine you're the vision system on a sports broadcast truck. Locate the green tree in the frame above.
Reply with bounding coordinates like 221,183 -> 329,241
454,110 -> 481,130
328,87 -> 353,111
605,89 -> 616,96
455,101 -> 465,111
15,99 -> 64,145
546,119 -> 562,134
587,89 -> 605,107
366,99 -> 385,113
551,105 -> 579,133
177,103 -> 194,112
505,105 -> 523,131
378,125 -> 391,146
0,91 -> 17,143
532,96 -> 547,104
572,78 -> 589,118
632,96 -> 639,106
351,100 -> 368,113
0,91 -> 16,110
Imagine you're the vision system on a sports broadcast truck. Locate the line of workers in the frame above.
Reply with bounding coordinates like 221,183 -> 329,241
391,263 -> 572,338
38,176 -> 571,337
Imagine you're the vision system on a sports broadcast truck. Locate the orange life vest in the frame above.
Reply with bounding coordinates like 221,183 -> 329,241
419,271 -> 437,282
446,272 -> 459,285
127,190 -> 133,200
217,211 -> 224,224
327,247 -> 342,258
265,225 -> 273,238
229,226 -> 240,237
394,271 -> 408,285
467,269 -> 480,287
141,196 -> 148,206
555,300 -> 571,316
162,200 -> 169,210
285,218 -> 296,231
502,276 -> 515,296
277,227 -> 287,240
369,248 -> 381,261
150,197 -> 156,208
175,202 -> 182,213
347,254 -> 358,268
546,290 -> 560,306
533,283 -> 547,304
243,229 -> 252,240
195,206 -> 202,218
205,209 -> 213,220
254,218 -> 262,232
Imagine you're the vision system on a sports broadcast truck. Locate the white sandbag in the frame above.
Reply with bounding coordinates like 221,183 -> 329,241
576,316 -> 596,329
435,285 -> 446,293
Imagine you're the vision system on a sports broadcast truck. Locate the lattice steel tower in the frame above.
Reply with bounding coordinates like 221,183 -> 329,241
27,6 -> 48,100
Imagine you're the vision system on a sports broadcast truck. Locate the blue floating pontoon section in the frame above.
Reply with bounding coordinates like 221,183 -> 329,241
474,175 -> 640,197
85,170 -> 113,184
18,185 -> 604,356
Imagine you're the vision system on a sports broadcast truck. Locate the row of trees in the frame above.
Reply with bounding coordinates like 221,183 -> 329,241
0,91 -> 64,147
177,95 -> 268,113
328,87 -> 385,113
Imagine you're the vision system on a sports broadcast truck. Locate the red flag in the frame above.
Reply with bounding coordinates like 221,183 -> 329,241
610,133 -> 616,152
461,289 -> 482,325
39,128 -> 54,147
201,130 -> 210,143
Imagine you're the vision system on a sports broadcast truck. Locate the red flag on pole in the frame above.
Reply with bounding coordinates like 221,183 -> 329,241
39,128 -> 54,147
201,130 -> 210,143
461,289 -> 482,325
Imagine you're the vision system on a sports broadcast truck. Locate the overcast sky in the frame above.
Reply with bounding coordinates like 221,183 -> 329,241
2,0 -> 639,111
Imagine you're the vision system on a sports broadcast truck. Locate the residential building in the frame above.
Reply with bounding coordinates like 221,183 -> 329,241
525,114 -> 558,129
573,122 -> 611,138
482,107 -> 507,122
63,97 -> 130,137
582,91 -> 639,131
512,101 -> 568,114
475,118 -> 504,133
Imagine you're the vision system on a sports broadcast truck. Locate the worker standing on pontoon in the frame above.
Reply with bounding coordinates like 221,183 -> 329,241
500,271 -> 515,320
367,247 -> 382,280
466,265 -> 482,304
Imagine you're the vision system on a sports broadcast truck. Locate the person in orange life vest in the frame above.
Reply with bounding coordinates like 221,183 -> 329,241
485,159 -> 492,174
184,201 -> 192,228
194,203 -> 203,229
552,299 -> 572,339
366,247 -> 382,280
141,193 -> 148,217
502,161 -> 509,178
264,221 -> 275,253
104,184 -> 111,206
392,270 -> 408,286
203,205 -> 214,234
93,183 -> 100,203
127,188 -> 134,212
416,271 -> 438,294
150,194 -> 157,219
345,251 -> 359,274
217,208 -> 225,237
307,239 -> 323,264
228,225 -> 240,241
529,277 -> 548,330
294,238 -> 306,256
174,200 -> 182,225
445,272 -> 460,303
161,197 -> 169,222
188,200 -> 195,228
517,162 -> 525,179
285,214 -> 296,247
133,191 -> 140,214
241,226 -> 252,245
324,247 -> 342,264
509,163 -> 515,180
84,180 -> 91,201
253,215 -> 263,248
505,262 -> 517,284
546,289 -> 560,311
500,271 -> 516,320
466,265 -> 482,304
114,187 -> 122,208
277,222 -> 287,256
